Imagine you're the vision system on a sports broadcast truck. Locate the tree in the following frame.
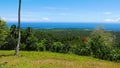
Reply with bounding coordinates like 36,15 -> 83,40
69,37 -> 91,56
0,18 -> 8,47
14,0 -> 21,55
52,42 -> 64,53
25,35 -> 38,50
1,25 -> 18,50
26,27 -> 32,37
10,25 -> 18,38
2,36 -> 17,50
37,39 -> 46,51
89,27 -> 114,59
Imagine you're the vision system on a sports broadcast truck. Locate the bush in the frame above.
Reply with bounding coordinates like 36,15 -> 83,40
25,35 -> 38,50
37,39 -> 46,51
20,43 -> 26,50
52,42 -> 64,53
109,49 -> 120,62
74,43 -> 91,56
1,36 -> 17,50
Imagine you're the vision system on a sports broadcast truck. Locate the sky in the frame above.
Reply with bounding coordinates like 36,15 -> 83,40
0,0 -> 120,23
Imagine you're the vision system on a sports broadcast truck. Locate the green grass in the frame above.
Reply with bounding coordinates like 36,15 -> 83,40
0,50 -> 120,68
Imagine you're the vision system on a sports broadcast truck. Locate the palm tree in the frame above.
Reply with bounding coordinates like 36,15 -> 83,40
14,0 -> 21,55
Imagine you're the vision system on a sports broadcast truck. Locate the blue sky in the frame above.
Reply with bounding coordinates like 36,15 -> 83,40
0,0 -> 120,23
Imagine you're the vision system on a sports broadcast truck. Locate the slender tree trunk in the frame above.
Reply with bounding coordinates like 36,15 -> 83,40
14,0 -> 21,56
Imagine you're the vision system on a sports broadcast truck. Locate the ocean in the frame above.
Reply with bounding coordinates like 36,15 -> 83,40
7,22 -> 120,31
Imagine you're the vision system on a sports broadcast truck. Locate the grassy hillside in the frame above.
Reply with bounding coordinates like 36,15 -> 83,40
0,50 -> 120,68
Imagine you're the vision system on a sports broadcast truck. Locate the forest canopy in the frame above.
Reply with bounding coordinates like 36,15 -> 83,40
0,20 -> 120,62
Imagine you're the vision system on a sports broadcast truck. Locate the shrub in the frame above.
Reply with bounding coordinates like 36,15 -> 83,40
109,49 -> 120,62
52,42 -> 64,53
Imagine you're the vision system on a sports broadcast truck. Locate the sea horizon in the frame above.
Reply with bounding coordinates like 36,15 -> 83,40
7,22 -> 120,31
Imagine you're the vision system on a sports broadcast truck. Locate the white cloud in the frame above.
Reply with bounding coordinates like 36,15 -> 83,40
5,17 -> 18,22
1,17 -> 6,20
5,17 -> 50,22
21,18 -> 39,22
117,18 -> 120,22
40,18 -> 50,21
105,19 -> 112,22
103,12 -> 112,15
21,17 -> 50,22
105,17 -> 120,22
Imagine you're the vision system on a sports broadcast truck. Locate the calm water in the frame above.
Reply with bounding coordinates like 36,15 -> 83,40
7,22 -> 120,31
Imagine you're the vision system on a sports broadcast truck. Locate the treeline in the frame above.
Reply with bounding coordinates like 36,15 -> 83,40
0,19 -> 120,62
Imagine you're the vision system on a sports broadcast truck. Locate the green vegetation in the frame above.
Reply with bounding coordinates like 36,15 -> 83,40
0,50 -> 120,68
0,19 -> 120,64
0,18 -> 8,47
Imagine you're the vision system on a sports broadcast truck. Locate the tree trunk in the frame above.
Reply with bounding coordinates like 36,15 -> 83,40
14,0 -> 21,56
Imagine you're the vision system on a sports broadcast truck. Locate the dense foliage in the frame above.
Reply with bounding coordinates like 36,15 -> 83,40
0,21 -> 120,62
0,19 -> 8,47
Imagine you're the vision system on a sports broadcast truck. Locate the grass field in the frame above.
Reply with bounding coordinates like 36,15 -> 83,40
0,50 -> 120,68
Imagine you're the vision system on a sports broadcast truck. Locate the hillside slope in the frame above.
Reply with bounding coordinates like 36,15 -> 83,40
0,50 -> 120,68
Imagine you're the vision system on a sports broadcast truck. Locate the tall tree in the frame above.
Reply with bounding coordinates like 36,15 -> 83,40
89,27 -> 114,59
14,0 -> 21,55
